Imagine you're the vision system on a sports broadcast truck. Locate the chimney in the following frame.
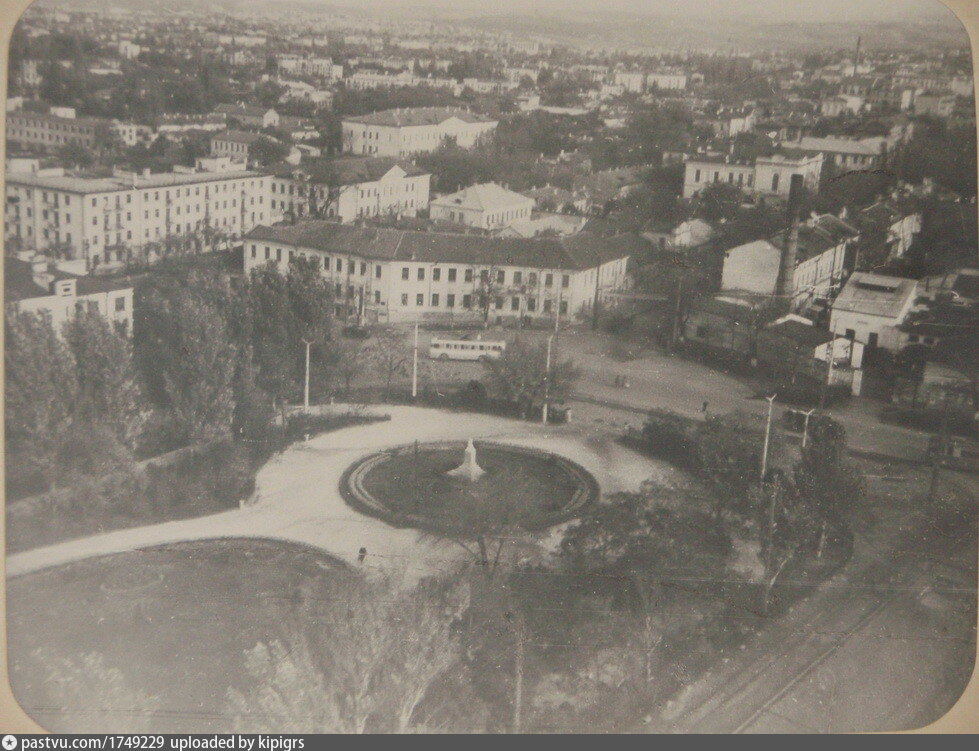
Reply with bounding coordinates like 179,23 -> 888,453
776,173 -> 804,301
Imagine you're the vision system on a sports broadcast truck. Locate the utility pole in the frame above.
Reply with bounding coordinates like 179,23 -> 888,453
411,321 -> 419,399
302,338 -> 312,411
801,408 -> 816,448
542,333 -> 554,425
670,273 -> 683,350
761,394 -> 777,481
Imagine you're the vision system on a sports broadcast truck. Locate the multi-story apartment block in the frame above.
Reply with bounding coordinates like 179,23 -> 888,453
429,182 -> 534,229
5,253 -> 134,336
6,111 -> 105,151
243,221 -> 641,324
267,157 -> 431,223
276,55 -> 336,78
341,107 -> 498,158
5,160 -> 271,270
645,71 -> 688,90
683,152 -> 823,199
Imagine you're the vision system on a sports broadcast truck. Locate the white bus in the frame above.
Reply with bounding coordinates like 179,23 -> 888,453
429,337 -> 506,361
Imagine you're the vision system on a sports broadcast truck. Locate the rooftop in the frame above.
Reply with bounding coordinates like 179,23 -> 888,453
4,256 -> 131,302
342,107 -> 497,128
832,272 -> 918,319
245,221 -> 645,270
5,167 -> 266,194
431,182 -> 533,212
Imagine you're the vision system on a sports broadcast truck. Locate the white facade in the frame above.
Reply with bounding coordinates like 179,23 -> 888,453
268,164 -> 431,223
243,224 -> 634,324
429,183 -> 534,229
342,109 -> 498,158
5,167 -> 271,269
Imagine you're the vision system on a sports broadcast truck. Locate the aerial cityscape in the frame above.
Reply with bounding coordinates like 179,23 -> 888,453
3,0 -> 977,734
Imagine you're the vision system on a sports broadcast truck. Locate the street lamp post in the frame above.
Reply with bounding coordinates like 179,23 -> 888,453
761,394 -> 777,481
542,333 -> 554,425
411,322 -> 419,399
302,338 -> 313,411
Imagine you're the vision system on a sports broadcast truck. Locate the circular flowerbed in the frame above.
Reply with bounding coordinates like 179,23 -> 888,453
340,440 -> 599,536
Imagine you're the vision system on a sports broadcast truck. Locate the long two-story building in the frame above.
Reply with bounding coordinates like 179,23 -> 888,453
267,157 -> 431,223
341,107 -> 498,158
243,221 -> 642,324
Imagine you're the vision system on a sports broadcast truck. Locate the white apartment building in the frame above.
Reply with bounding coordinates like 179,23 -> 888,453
342,107 -> 498,158
243,221 -> 641,324
5,254 -> 134,336
210,130 -> 262,163
268,157 -> 431,223
429,182 -> 534,229
683,152 -> 823,199
276,55 -> 335,78
645,71 -> 688,90
5,162 -> 271,270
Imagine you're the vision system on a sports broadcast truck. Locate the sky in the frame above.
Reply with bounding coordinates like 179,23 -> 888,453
275,0 -> 962,25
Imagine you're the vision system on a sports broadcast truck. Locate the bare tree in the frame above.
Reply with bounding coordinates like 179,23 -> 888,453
365,327 -> 412,399
227,577 -> 468,733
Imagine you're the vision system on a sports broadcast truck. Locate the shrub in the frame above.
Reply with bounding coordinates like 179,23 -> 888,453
638,409 -> 699,469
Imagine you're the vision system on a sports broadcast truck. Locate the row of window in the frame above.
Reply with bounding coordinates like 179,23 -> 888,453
398,292 -> 569,313
400,266 -> 570,287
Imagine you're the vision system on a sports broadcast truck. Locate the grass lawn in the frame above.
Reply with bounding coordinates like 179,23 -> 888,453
356,442 -> 594,533
7,538 -> 352,733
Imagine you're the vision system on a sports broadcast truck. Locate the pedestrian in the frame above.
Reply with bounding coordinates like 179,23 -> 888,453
701,400 -> 709,414
358,547 -> 367,564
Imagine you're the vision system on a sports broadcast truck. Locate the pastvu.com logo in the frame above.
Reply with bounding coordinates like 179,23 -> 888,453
2,735 -> 18,750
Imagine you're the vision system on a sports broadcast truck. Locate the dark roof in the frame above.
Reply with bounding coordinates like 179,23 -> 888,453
769,215 -> 858,261
212,129 -> 262,145
244,222 -> 645,270
4,257 -> 130,302
342,107 -> 496,127
762,319 -> 834,347
267,156 -> 428,185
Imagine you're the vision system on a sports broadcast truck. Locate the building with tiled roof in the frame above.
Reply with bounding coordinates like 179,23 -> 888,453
341,107 -> 498,158
429,183 -> 534,230
266,156 -> 431,223
243,221 -> 642,323
721,213 -> 859,310
4,254 -> 133,336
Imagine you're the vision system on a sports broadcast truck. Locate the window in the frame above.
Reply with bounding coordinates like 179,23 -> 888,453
416,293 -> 424,306
497,270 -> 505,284
528,272 -> 537,286
495,297 -> 503,309
401,294 -> 409,306
511,296 -> 520,311
336,258 -> 342,272
433,267 -> 441,281
543,299 -> 552,313
360,262 -> 367,275
115,297 -> 126,311
448,268 -> 457,282
771,174 -> 780,192
348,260 -> 355,274
561,274 -> 570,288
418,268 -> 425,281
463,294 -> 472,308
560,301 -> 568,314
545,273 -> 553,287
447,294 -> 455,307
375,265 -> 382,279
402,267 -> 410,280
276,248 -> 282,262
431,293 -> 440,307
513,271 -> 522,285
465,269 -> 473,282
527,297 -> 537,311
